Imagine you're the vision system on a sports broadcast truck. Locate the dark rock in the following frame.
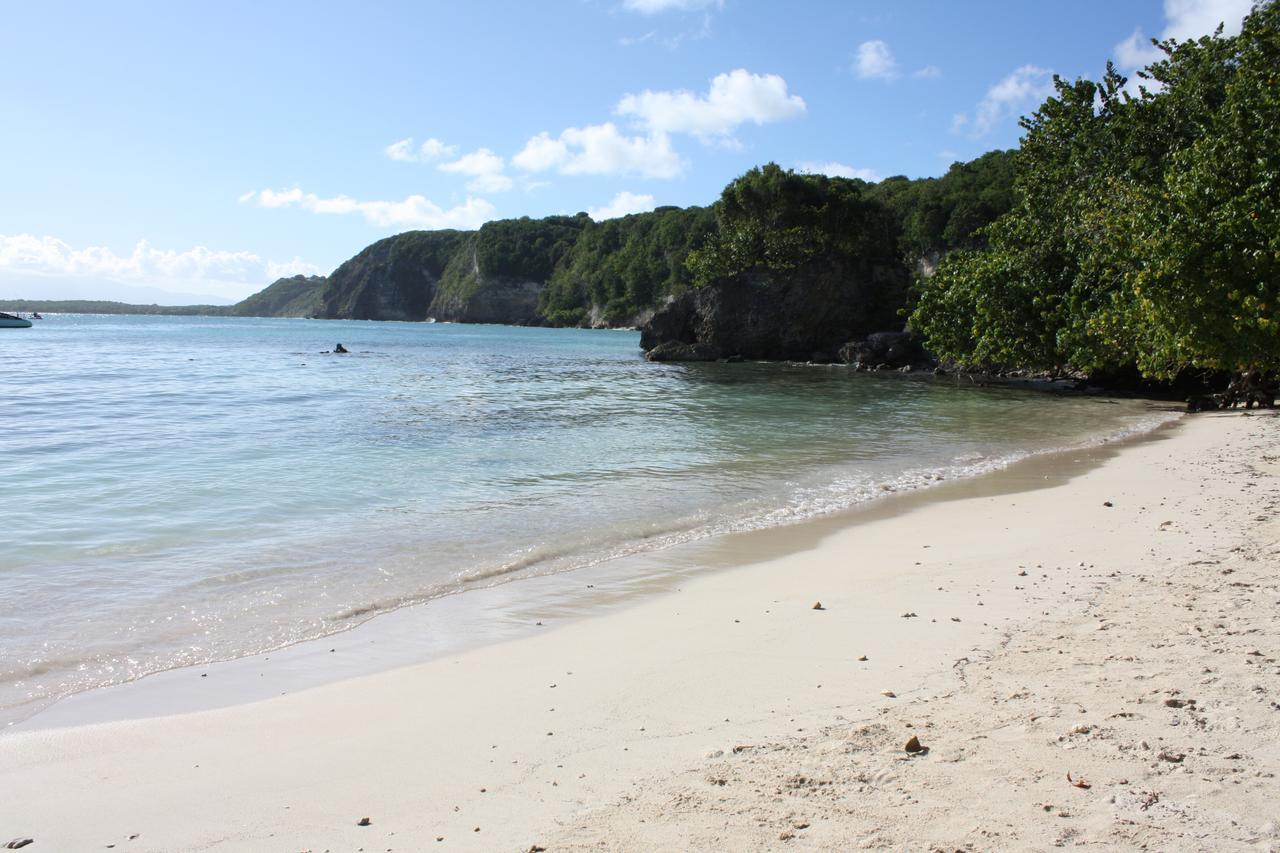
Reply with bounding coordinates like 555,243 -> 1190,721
639,254 -> 909,361
904,735 -> 924,753
639,291 -> 697,351
644,341 -> 723,362
812,601 -> 825,610
357,817 -> 371,827
838,331 -> 923,369
1186,395 -> 1219,413
5,840 -> 34,850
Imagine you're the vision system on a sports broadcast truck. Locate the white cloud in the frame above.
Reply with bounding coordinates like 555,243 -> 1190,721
854,40 -> 898,80
622,0 -> 720,13
0,233 -> 319,300
1115,30 -> 1164,69
796,161 -> 882,182
439,148 -> 504,177
385,137 -> 459,163
242,188 -> 496,229
437,148 -> 513,192
266,257 -> 324,279
588,191 -> 657,220
513,123 -> 683,178
953,65 -> 1055,137
615,69 -> 806,143
1162,0 -> 1252,39
512,132 -> 570,172
913,65 -> 942,79
256,187 -> 306,208
1114,0 -> 1252,80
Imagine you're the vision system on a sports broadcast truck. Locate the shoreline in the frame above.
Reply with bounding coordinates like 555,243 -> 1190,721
3,411 -> 1275,851
9,403 -> 1177,732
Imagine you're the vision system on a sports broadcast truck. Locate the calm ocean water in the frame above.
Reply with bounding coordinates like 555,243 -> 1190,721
0,314 -> 1174,723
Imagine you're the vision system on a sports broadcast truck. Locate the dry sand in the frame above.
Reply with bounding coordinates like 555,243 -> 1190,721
2,410 -> 1277,852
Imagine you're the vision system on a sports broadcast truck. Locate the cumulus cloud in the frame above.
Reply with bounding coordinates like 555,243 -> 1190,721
0,233 -> 321,299
615,69 -> 806,144
241,188 -> 496,229
513,132 -> 570,172
266,257 -> 324,279
622,0 -> 721,13
796,161 -> 882,182
588,191 -> 657,221
438,148 -> 513,192
385,137 -> 458,163
854,40 -> 898,80
1114,0 -> 1253,76
952,65 -> 1055,137
513,123 -> 683,179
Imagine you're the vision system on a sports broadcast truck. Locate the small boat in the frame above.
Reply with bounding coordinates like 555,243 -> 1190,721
0,312 -> 32,328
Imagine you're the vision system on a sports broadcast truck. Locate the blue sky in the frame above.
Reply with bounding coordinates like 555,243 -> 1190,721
0,0 -> 1256,303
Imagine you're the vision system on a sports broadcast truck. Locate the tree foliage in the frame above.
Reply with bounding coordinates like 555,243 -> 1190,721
912,0 -> 1280,380
865,150 -> 1016,257
538,206 -> 716,325
685,164 -> 901,285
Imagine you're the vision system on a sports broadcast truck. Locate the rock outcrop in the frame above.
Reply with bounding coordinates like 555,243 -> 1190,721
837,331 -> 927,370
639,255 -> 910,362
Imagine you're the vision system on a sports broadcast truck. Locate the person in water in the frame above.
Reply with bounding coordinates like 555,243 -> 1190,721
334,343 -> 348,353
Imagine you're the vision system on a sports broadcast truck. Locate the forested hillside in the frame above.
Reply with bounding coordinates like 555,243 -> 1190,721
307,150 -> 1016,328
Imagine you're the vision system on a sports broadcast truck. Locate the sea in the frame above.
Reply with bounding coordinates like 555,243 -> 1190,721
0,314 -> 1177,725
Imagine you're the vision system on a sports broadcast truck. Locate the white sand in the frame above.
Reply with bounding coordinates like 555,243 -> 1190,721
2,411 -> 1277,852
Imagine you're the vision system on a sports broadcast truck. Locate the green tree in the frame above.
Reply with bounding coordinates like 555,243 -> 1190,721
912,0 -> 1279,382
687,163 -> 898,285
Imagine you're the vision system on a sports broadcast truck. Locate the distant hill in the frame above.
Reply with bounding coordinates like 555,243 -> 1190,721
0,275 -> 326,319
0,299 -> 228,316
226,274 -> 326,318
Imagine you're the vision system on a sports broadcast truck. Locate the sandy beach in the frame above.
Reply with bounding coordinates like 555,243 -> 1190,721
2,410 -> 1277,852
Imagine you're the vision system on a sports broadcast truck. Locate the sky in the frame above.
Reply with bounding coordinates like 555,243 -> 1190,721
0,0 -> 1257,304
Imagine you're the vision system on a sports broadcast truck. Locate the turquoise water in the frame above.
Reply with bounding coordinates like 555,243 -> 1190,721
0,315 -> 1173,723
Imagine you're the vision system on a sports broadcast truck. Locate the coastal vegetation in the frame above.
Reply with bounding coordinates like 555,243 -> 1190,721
911,0 -> 1280,384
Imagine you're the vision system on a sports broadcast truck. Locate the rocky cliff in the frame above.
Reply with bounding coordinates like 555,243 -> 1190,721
318,231 -> 467,321
315,216 -> 586,324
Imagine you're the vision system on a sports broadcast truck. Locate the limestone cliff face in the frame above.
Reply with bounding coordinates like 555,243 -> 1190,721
424,243 -> 545,325
316,221 -> 580,325
639,255 -> 910,362
319,231 -> 467,321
